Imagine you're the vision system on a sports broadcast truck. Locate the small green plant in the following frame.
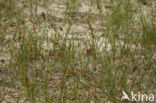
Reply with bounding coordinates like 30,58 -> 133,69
65,0 -> 81,18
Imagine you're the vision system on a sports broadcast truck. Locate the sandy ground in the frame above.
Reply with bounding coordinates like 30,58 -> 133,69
0,0 -> 156,102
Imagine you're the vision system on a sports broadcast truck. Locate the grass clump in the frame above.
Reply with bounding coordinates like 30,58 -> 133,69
0,0 -> 156,103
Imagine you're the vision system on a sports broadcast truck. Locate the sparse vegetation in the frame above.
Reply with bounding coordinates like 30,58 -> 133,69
0,0 -> 156,103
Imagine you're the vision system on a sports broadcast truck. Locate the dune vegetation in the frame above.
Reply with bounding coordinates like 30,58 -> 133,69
0,0 -> 156,102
